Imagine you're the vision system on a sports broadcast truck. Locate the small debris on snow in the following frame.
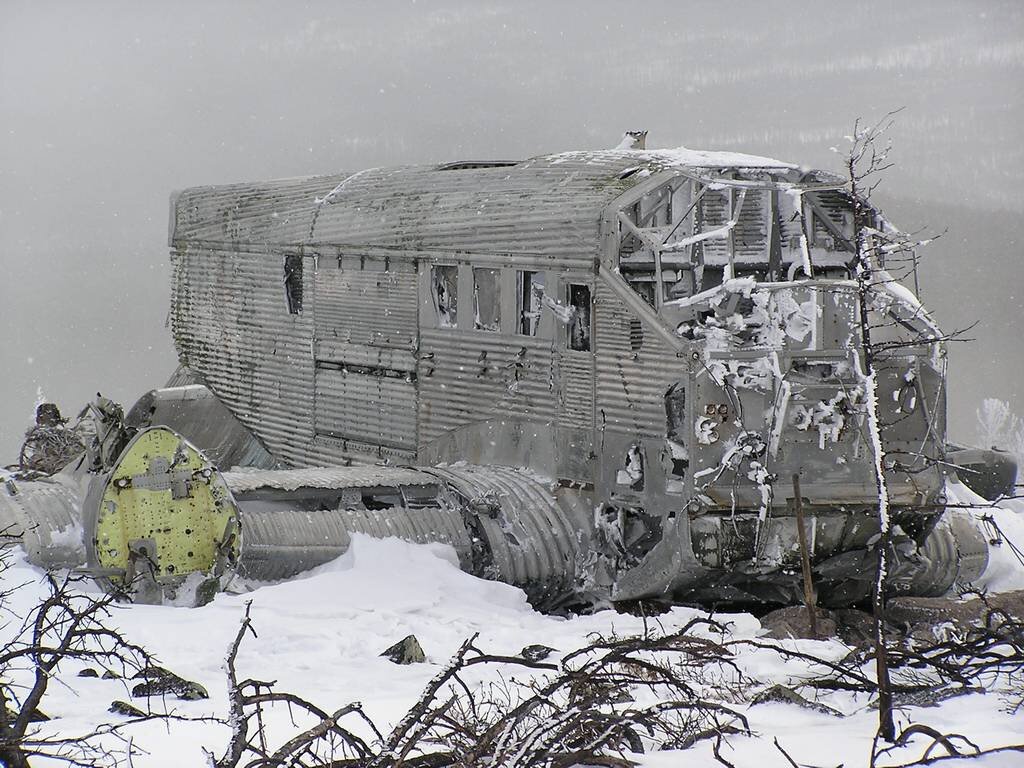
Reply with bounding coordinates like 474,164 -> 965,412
109,700 -> 146,718
131,666 -> 209,701
750,684 -> 844,717
380,634 -> 426,665
520,644 -> 558,662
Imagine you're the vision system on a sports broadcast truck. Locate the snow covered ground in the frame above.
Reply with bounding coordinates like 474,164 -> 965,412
4,490 -> 1024,767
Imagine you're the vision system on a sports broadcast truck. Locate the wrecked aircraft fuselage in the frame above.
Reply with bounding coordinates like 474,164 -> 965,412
150,147 -> 991,607
3,145 -> 1004,610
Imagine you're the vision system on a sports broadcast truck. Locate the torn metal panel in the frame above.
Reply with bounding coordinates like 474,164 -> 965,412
946,446 -> 1018,500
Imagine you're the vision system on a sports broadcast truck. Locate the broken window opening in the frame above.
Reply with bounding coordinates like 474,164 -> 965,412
473,267 -> 501,332
620,202 -> 643,255
431,265 -> 458,328
517,270 -> 545,336
595,504 -> 661,569
615,444 -> 645,491
628,275 -> 657,307
567,283 -> 591,351
362,489 -> 403,510
665,383 -> 690,479
284,254 -> 303,314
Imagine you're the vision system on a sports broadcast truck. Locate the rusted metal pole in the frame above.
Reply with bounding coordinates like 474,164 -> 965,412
792,473 -> 818,638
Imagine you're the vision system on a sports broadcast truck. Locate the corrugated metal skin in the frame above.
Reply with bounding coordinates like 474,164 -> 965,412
169,155 -> 654,467
172,173 -> 345,246
171,245 -> 318,467
314,367 -> 417,449
557,353 -> 594,429
223,466 -> 436,493
425,464 -> 579,605
237,502 -> 471,582
417,329 -> 556,444
0,473 -> 84,569
313,254 -> 418,348
810,189 -> 852,242
311,254 -> 419,449
594,282 -> 684,436
171,155 -> 651,264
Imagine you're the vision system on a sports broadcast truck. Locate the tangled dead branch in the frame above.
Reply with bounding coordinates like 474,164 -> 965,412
212,614 -> 751,768
207,593 -> 1023,768
0,541 -> 162,767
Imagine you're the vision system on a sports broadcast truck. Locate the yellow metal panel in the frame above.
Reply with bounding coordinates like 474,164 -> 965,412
94,427 -> 240,584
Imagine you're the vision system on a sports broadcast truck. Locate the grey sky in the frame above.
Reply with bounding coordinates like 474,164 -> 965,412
1,0 -> 1021,460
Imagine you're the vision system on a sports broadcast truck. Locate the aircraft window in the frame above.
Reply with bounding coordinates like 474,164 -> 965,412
431,265 -> 458,328
639,186 -> 672,228
517,270 -> 545,336
567,283 -> 591,351
473,267 -> 501,332
616,444 -> 645,490
284,254 -> 303,314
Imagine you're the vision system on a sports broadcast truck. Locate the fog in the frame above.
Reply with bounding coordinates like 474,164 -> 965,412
1,0 -> 1021,461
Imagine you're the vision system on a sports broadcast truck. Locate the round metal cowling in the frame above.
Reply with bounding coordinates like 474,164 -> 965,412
82,426 -> 242,601
425,464 -> 582,607
235,500 -> 473,582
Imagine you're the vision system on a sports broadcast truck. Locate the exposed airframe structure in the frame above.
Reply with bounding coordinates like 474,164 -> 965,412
148,145 -> 989,607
